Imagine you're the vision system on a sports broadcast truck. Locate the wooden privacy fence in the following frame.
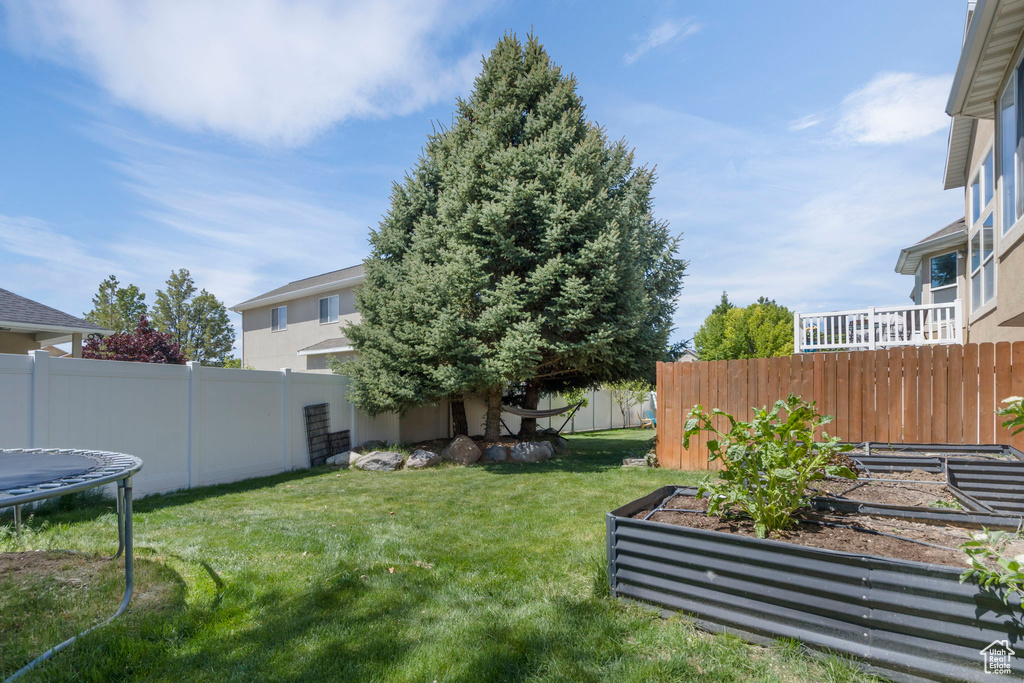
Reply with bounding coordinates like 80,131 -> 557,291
655,343 -> 1024,470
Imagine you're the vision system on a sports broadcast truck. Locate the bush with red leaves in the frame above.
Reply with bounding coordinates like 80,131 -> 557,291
82,316 -> 188,364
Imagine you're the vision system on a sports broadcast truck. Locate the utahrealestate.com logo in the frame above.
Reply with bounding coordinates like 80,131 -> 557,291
980,640 -> 1015,675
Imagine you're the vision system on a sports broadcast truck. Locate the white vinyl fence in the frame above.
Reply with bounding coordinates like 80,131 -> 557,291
0,351 -> 398,497
0,350 -> 655,497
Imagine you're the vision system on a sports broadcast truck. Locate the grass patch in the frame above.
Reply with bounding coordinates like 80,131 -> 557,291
1,429 -> 877,682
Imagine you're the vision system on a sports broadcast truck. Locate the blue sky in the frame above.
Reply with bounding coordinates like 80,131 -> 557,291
0,0 -> 968,348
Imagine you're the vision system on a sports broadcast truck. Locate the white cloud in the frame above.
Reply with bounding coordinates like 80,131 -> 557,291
624,19 -> 702,65
3,0 -> 482,146
788,114 -> 822,132
834,72 -> 952,144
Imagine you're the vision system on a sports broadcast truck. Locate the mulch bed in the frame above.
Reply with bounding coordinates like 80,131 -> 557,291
630,493 -> 1024,568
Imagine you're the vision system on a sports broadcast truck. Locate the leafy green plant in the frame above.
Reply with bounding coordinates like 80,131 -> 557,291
928,499 -> 962,510
959,529 -> 1024,608
682,394 -> 856,538
998,396 -> 1024,436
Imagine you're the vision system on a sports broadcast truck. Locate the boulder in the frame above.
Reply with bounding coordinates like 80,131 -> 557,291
325,451 -> 352,467
509,441 -> 553,463
361,440 -> 388,451
621,457 -> 649,468
441,435 -> 482,465
482,445 -> 508,462
406,449 -> 441,469
354,451 -> 404,471
541,435 -> 569,454
539,427 -> 559,435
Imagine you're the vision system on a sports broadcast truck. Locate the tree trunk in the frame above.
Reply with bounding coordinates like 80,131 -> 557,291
484,385 -> 503,441
518,380 -> 541,437
450,396 -> 469,436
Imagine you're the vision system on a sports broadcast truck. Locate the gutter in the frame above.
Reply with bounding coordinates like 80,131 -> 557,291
296,345 -> 354,356
894,232 -> 968,274
0,320 -> 111,337
947,0 -> 997,117
230,273 -> 366,313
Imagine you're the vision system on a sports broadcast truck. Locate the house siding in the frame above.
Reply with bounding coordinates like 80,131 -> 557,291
241,286 -> 359,373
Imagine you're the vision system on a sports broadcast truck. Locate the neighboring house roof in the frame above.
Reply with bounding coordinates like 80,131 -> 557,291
297,336 -> 354,356
894,218 -> 969,274
230,264 -> 366,312
0,288 -> 109,339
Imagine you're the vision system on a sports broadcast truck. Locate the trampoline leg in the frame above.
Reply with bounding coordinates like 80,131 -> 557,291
111,481 -> 125,560
13,505 -> 21,535
5,476 -> 135,682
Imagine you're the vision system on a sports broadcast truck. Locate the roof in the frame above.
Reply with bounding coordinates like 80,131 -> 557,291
0,288 -> 108,338
948,0 -> 1024,119
894,218 -> 969,274
231,264 -> 365,312
943,116 -> 974,190
296,336 -> 354,356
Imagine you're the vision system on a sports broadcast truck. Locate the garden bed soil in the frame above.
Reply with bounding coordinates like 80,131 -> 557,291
630,493 -> 1024,568
811,470 -> 957,507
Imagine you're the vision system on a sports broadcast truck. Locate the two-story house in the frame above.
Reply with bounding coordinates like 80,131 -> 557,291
230,264 -> 364,372
796,0 -> 1024,352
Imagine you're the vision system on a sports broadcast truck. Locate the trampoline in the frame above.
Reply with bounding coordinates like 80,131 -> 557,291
0,448 -> 142,681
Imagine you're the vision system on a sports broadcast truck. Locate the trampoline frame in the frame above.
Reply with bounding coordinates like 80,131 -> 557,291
0,448 -> 142,681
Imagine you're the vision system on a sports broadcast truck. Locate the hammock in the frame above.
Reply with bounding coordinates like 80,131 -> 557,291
500,403 -> 581,418
499,402 -> 583,436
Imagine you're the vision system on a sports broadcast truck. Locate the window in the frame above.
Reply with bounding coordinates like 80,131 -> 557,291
930,253 -> 957,289
271,306 -> 287,331
319,295 -> 339,324
972,178 -> 982,224
969,212 -> 996,312
1001,79 -> 1016,234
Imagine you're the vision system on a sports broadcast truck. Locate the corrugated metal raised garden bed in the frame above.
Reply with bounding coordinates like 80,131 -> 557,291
607,483 -> 1024,682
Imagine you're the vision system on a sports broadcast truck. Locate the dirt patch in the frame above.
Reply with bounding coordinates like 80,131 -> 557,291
812,472 -> 957,507
632,493 -> 1024,568
0,551 -> 108,588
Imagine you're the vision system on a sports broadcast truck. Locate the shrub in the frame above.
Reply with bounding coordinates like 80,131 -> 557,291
998,396 -> 1024,436
682,394 -> 856,538
959,529 -> 1024,608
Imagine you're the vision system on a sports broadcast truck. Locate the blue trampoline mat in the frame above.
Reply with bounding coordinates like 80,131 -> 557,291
0,452 -> 99,491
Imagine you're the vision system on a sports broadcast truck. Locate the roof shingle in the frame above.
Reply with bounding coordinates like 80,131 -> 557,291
0,288 -> 107,332
234,263 -> 365,308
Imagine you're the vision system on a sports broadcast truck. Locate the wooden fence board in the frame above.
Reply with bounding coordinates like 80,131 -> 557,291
848,351 -> 863,443
887,348 -> 903,443
873,350 -> 889,444
995,342 -> 1012,446
963,344 -> 979,444
947,345 -> 963,445
931,346 -> 948,443
902,347 -> 919,444
823,352 -> 837,438
836,352 -> 850,441
979,343 -> 995,444
1012,342 -> 1024,452
918,346 -> 934,444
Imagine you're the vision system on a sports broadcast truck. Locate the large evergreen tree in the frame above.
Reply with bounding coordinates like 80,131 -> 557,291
85,275 -> 148,334
152,269 -> 236,366
342,34 -> 686,440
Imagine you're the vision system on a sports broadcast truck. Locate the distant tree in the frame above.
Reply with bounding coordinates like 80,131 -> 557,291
82,316 -> 186,364
152,269 -> 236,366
608,378 -> 653,427
694,295 -> 793,360
341,34 -> 686,440
84,275 -> 148,334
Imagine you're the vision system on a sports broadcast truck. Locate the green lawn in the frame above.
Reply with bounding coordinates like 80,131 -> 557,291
1,429 -> 876,682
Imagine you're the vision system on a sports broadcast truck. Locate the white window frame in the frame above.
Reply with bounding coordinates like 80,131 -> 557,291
928,251 -> 959,295
969,146 -> 996,317
998,51 -> 1024,255
319,295 -> 339,325
271,305 -> 287,332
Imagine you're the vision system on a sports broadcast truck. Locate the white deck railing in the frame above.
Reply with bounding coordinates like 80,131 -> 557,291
794,300 -> 962,353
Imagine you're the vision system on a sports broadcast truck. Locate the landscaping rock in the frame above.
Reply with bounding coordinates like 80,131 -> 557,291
482,445 -> 508,462
325,451 -> 352,467
406,449 -> 441,469
540,435 -> 569,454
441,435 -> 482,465
621,458 -> 649,468
509,441 -> 553,463
361,440 -> 387,451
355,451 -> 404,471
539,427 -> 559,435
